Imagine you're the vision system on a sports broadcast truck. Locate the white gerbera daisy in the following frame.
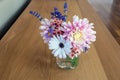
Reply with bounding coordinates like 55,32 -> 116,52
48,35 -> 72,59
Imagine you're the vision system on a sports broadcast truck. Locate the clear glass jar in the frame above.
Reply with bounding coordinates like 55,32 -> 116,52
56,56 -> 79,69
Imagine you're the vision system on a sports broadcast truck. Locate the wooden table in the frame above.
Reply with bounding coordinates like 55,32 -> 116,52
0,0 -> 120,80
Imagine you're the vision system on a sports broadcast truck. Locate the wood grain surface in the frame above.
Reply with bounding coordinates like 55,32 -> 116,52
77,0 -> 120,80
88,0 -> 120,45
0,0 -> 119,80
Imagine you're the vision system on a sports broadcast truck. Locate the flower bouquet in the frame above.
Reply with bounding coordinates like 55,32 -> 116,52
30,2 -> 96,69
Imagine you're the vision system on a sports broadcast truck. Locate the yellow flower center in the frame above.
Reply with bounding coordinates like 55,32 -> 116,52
73,31 -> 83,41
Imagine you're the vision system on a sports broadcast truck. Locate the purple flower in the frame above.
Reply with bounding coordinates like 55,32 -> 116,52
41,28 -> 54,43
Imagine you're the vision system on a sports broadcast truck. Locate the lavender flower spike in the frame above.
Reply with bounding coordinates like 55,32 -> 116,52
64,2 -> 68,11
29,11 -> 43,21
64,2 -> 68,20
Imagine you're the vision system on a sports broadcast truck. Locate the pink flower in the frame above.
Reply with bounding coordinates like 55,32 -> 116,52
69,47 -> 81,59
40,18 -> 50,30
40,18 -> 67,43
63,15 -> 96,52
40,18 -> 53,43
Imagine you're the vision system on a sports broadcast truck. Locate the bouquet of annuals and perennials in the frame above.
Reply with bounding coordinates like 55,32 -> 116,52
29,2 -> 96,60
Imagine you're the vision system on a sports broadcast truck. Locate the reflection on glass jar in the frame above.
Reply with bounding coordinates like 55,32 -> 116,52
56,56 -> 79,69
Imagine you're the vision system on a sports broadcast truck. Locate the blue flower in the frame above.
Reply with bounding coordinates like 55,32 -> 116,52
48,35 -> 72,58
51,8 -> 66,21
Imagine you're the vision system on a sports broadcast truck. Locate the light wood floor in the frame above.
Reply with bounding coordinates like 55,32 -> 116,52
88,0 -> 120,44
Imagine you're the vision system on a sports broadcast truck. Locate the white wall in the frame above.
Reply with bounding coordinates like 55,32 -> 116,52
0,0 -> 27,29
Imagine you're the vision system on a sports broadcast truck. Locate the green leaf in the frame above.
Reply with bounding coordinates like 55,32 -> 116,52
71,56 -> 79,67
66,56 -> 79,67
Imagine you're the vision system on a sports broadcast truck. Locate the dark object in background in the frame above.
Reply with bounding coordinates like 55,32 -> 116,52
0,0 -> 31,40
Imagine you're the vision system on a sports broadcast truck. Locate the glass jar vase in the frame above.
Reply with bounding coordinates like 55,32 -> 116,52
56,56 -> 79,69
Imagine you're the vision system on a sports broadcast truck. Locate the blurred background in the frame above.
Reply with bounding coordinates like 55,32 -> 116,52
88,0 -> 120,45
0,0 -> 31,39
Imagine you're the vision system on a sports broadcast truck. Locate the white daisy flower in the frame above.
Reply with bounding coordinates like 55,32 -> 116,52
48,35 -> 72,59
